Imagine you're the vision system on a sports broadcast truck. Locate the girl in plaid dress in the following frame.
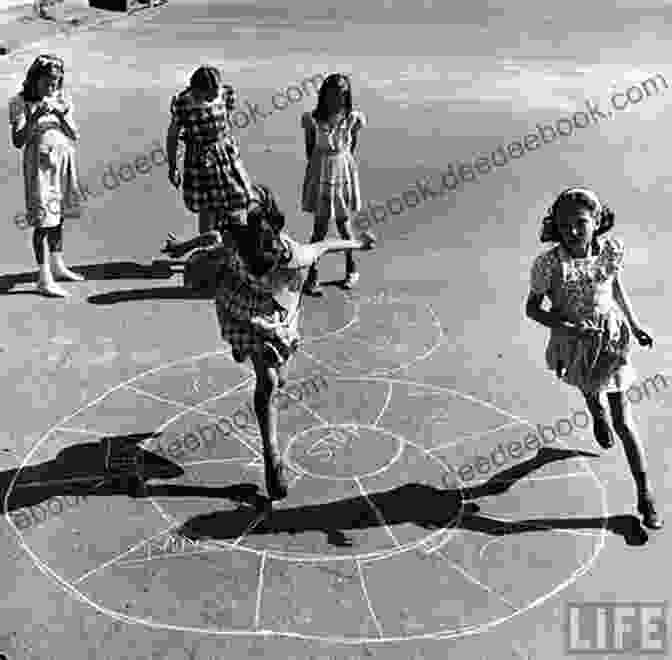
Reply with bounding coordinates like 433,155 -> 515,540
213,185 -> 376,501
526,187 -> 661,529
166,65 -> 254,235
9,54 -> 85,298
301,74 -> 366,295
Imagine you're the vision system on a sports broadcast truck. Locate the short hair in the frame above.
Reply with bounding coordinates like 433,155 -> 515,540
189,65 -> 222,95
540,187 -> 615,243
22,54 -> 64,102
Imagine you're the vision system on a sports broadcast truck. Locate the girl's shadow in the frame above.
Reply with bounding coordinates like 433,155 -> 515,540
0,261 -> 173,295
179,446 -> 649,548
1,432 -> 261,512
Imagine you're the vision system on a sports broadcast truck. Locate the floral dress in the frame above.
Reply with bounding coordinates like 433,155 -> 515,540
301,110 -> 365,220
529,236 -> 636,393
170,88 -> 254,214
8,90 -> 83,228
214,232 -> 315,365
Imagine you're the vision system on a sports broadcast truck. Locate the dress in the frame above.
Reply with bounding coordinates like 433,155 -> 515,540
301,110 -> 365,220
529,236 -> 636,393
214,232 -> 314,365
9,91 -> 83,228
170,88 -> 254,214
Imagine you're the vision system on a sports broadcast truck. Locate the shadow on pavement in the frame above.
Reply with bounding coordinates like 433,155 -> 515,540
0,261 -> 174,295
88,286 -> 211,304
179,446 -> 650,548
1,432 -> 260,512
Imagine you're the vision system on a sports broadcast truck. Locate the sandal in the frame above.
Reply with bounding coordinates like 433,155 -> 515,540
638,492 -> 663,530
161,233 -> 184,257
342,272 -> 360,290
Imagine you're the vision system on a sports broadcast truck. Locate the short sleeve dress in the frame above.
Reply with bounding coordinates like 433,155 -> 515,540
529,235 -> 636,393
9,90 -> 83,228
170,88 -> 254,215
301,109 -> 365,221
214,233 -> 315,365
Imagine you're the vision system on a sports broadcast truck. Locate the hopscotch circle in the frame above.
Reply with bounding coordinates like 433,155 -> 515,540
150,430 -> 466,564
4,361 -> 608,644
285,424 -> 406,481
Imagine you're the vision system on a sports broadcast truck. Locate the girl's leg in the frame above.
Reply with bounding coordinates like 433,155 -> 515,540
198,209 -> 218,236
582,390 -> 615,449
250,351 -> 288,500
304,214 -> 330,294
335,215 -> 358,286
33,226 -> 69,297
49,222 -> 84,282
607,391 -> 662,528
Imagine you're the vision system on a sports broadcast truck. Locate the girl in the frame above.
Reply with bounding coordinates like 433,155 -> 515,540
166,65 -> 254,237
9,54 -> 85,297
526,187 -> 661,529
212,184 -> 376,501
301,73 -> 366,296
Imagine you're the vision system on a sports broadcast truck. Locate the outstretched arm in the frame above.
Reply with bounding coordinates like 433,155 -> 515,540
294,232 -> 376,268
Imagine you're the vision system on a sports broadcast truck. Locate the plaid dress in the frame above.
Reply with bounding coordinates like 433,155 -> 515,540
301,110 -> 365,220
214,233 -> 311,365
170,88 -> 254,214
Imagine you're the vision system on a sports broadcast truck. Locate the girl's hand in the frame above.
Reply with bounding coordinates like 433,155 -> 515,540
223,85 -> 236,110
168,166 -> 181,189
632,325 -> 654,348
359,231 -> 376,251
567,319 -> 603,336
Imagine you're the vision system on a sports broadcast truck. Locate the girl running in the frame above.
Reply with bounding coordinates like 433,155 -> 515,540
166,65 -> 254,236
301,73 -> 366,295
9,54 -> 85,297
526,187 -> 662,529
212,184 -> 376,501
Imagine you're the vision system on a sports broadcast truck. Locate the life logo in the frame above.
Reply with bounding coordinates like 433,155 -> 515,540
566,601 -> 668,654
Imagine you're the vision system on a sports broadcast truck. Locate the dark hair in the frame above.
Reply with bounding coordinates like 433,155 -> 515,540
189,65 -> 222,95
312,73 -> 352,122
237,184 -> 290,277
21,54 -> 64,102
540,187 -> 615,245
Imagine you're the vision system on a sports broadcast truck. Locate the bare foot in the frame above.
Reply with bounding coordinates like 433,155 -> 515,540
37,281 -> 69,297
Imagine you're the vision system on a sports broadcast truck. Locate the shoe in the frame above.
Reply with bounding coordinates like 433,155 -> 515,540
342,272 -> 360,290
265,458 -> 288,501
637,492 -> 663,529
592,415 -> 615,449
303,281 -> 324,297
